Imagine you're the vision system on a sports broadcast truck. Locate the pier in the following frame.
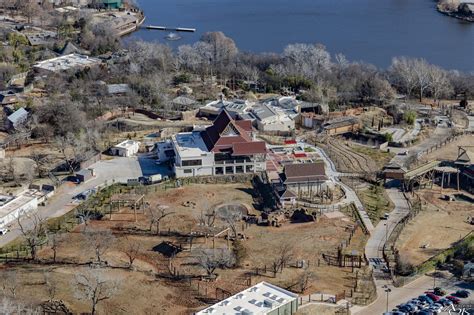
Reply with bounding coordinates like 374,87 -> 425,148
144,25 -> 196,32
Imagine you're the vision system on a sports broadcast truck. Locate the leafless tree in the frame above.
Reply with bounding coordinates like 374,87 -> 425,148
194,248 -> 236,277
217,205 -> 242,238
43,270 -> 57,301
197,202 -> 216,227
0,269 -> 18,298
76,208 -> 96,232
389,56 -> 418,98
73,268 -> 119,315
17,211 -> 47,261
147,206 -> 174,235
121,236 -> 141,269
429,65 -> 453,101
297,268 -> 315,293
47,231 -> 65,263
270,243 -> 294,277
84,227 -> 116,263
0,296 -> 40,314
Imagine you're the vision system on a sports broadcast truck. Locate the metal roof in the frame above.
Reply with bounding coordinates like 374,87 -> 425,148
7,107 -> 28,125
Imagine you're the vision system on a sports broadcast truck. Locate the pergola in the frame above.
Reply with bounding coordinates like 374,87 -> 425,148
110,193 -> 145,221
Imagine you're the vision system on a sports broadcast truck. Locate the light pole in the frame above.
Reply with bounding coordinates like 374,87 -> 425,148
383,285 -> 392,313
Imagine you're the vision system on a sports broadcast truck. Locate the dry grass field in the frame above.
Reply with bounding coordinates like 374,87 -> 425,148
0,183 -> 370,314
396,188 -> 473,267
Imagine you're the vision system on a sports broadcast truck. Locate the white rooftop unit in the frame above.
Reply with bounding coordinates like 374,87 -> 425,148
196,282 -> 299,315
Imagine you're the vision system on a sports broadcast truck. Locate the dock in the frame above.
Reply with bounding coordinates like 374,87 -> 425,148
143,25 -> 196,32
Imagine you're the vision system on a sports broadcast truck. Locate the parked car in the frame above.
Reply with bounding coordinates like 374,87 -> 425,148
0,228 -> 9,235
429,303 -> 443,314
438,298 -> 453,306
416,310 -> 433,315
418,295 -> 434,304
381,212 -> 390,220
453,290 -> 470,298
446,296 -> 460,304
426,293 -> 440,302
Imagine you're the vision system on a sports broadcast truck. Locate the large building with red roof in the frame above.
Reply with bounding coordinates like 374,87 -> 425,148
157,110 -> 267,178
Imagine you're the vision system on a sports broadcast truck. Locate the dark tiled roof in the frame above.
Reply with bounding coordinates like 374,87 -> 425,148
234,120 -> 252,132
232,141 -> 267,156
201,109 -> 259,154
283,162 -> 328,184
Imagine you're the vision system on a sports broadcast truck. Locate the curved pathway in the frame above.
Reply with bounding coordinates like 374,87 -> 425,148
297,142 -> 375,232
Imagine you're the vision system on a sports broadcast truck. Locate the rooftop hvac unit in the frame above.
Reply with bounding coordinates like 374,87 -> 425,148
263,299 -> 274,308
241,310 -> 254,315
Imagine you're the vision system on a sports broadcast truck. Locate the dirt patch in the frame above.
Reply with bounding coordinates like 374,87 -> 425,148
420,134 -> 472,162
1,183 -> 369,314
396,188 -> 473,266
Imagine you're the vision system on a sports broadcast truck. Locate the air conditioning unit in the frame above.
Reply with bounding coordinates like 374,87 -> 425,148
263,299 -> 274,308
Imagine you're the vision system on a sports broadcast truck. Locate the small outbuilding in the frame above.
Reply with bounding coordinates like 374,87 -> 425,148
0,91 -> 18,105
111,140 -> 140,157
6,107 -> 28,130
75,168 -> 95,183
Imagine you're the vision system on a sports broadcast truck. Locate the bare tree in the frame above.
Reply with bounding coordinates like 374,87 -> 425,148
121,236 -> 141,269
147,206 -> 174,235
76,208 -> 96,232
47,231 -> 64,263
217,205 -> 242,238
389,56 -> 418,98
43,270 -> 57,301
84,227 -> 116,263
17,211 -> 47,261
0,269 -> 18,298
197,202 -> 216,227
297,268 -> 315,293
73,268 -> 119,315
270,243 -> 294,277
429,65 -> 453,102
194,248 -> 236,277
0,296 -> 40,314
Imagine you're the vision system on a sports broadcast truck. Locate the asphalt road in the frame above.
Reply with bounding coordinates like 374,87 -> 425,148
0,156 -> 162,247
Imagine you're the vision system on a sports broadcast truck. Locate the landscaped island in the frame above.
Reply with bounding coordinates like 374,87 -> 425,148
437,0 -> 474,22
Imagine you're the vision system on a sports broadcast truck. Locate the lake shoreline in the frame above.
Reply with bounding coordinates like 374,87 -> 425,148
436,6 -> 474,23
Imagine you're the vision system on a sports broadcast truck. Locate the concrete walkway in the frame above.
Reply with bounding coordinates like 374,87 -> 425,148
299,142 -> 375,232
0,156 -> 151,247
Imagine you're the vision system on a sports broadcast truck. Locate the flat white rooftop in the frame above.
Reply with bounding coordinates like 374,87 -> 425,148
196,281 -> 298,315
114,140 -> 139,149
34,53 -> 101,72
173,131 -> 210,158
0,195 -> 36,218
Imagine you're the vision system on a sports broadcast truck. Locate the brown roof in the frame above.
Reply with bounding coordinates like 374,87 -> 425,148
232,141 -> 267,156
201,109 -> 261,155
234,120 -> 253,132
283,162 -> 328,184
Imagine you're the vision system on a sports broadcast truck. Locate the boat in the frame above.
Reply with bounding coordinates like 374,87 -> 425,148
165,32 -> 182,41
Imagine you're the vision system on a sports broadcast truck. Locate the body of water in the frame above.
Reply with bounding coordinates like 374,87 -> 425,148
132,0 -> 474,71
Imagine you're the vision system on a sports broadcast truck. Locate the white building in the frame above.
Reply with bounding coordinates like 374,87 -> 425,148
34,54 -> 101,74
0,194 -> 38,229
199,99 -> 253,118
111,140 -> 140,157
196,281 -> 299,315
157,110 -> 267,178
251,104 -> 295,133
